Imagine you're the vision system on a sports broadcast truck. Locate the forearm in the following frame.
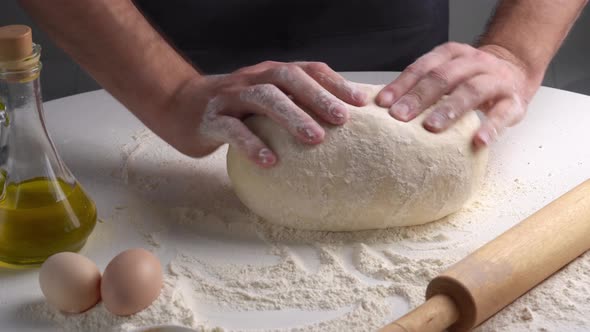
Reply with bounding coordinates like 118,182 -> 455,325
479,0 -> 587,99
18,0 -> 199,128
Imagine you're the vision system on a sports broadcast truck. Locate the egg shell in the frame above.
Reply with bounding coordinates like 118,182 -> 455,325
101,248 -> 163,316
39,252 -> 101,313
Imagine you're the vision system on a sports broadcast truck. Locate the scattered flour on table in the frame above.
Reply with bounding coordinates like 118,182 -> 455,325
22,130 -> 590,331
168,243 -> 452,331
478,251 -> 590,332
20,276 -> 207,332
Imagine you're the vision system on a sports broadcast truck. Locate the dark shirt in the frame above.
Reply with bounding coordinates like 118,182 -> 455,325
134,1 -> 449,74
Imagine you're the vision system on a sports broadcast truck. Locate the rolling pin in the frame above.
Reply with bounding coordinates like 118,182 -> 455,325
380,179 -> 590,332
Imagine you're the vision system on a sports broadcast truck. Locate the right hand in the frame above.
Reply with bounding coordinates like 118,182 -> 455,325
159,61 -> 368,167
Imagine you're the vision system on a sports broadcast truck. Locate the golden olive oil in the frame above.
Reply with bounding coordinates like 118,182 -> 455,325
0,177 -> 97,267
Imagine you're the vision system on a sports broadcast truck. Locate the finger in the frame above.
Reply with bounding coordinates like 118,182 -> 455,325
236,84 -> 326,145
377,42 -> 475,107
388,54 -> 496,122
296,61 -> 368,106
473,97 -> 524,149
234,60 -> 284,75
422,74 -> 514,133
204,115 -> 277,167
254,64 -> 350,125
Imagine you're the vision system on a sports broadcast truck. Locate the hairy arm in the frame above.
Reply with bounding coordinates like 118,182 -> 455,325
479,0 -> 588,99
18,0 -> 199,131
19,0 -> 364,167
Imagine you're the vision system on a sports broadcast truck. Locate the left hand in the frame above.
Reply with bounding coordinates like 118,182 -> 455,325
376,42 -> 532,148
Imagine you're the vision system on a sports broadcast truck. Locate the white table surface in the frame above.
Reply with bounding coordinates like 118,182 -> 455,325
0,72 -> 589,331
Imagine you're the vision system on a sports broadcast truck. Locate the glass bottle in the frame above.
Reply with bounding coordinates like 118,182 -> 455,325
0,25 -> 96,267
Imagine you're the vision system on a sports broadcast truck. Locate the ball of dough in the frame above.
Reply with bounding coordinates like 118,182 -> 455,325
227,84 -> 488,231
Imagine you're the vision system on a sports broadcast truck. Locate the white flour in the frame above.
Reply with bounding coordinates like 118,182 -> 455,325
20,130 -> 590,332
22,276 -> 201,331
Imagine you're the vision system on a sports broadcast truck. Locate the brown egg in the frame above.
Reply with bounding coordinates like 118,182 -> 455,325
101,248 -> 163,316
39,252 -> 101,313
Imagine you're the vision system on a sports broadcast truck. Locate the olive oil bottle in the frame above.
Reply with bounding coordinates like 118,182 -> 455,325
0,25 -> 96,267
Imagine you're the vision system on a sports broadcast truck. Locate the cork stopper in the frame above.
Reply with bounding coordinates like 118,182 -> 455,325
0,25 -> 33,61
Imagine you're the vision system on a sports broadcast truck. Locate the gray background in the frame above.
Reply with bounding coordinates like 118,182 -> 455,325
2,0 -> 589,101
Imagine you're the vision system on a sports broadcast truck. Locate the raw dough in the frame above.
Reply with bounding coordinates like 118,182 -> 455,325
227,84 -> 488,231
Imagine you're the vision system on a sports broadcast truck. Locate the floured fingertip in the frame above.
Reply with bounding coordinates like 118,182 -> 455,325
297,125 -> 325,144
473,126 -> 498,149
377,91 -> 395,107
256,148 -> 277,167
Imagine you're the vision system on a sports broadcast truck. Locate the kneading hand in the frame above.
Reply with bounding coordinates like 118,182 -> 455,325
163,61 -> 367,168
376,42 -> 531,148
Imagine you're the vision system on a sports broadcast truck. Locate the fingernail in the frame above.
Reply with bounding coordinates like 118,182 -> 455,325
477,131 -> 491,146
425,113 -> 445,131
391,102 -> 411,121
258,148 -> 276,165
353,90 -> 367,104
299,126 -> 317,141
330,105 -> 347,123
378,91 -> 394,106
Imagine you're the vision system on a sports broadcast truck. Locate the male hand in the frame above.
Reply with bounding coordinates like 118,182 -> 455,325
376,42 -> 531,148
162,61 -> 367,168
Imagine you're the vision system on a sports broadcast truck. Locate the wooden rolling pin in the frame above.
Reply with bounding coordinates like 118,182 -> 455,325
380,179 -> 590,332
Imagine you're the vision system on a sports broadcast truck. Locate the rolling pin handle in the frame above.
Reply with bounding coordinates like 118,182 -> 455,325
379,294 -> 460,332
